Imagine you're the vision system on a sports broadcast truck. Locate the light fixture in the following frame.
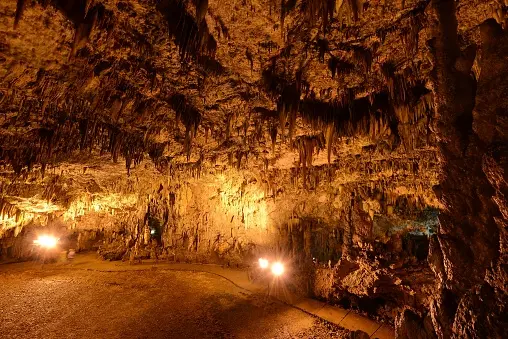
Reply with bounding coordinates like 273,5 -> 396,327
34,235 -> 58,249
271,262 -> 285,276
258,258 -> 269,269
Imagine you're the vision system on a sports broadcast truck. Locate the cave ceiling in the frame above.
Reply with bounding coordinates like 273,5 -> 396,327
0,0 -> 503,230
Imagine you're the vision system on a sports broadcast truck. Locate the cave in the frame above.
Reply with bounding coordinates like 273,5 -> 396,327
0,0 -> 506,338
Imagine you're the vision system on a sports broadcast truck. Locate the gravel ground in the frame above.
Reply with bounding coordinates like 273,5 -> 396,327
0,265 -> 349,339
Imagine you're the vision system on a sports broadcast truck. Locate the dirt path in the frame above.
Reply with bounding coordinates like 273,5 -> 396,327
0,263 -> 349,339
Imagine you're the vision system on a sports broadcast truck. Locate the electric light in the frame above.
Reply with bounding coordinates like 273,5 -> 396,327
258,258 -> 269,269
271,262 -> 284,276
34,235 -> 58,249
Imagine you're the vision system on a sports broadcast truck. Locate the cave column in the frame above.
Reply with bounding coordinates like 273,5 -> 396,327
427,0 -> 506,337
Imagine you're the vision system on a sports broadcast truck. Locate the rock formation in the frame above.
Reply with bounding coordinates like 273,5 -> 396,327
0,0 -> 506,337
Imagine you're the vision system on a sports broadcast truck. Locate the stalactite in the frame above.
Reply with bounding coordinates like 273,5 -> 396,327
401,15 -> 423,58
316,38 -> 329,63
169,93 -> 202,160
292,134 -> 325,188
245,49 -> 254,72
270,123 -> 278,152
346,0 -> 359,21
352,46 -> 372,74
325,123 -> 335,163
328,56 -> 354,79
195,0 -> 208,24
158,0 -> 216,61
277,84 -> 300,140
381,61 -> 397,99
14,0 -> 25,29
300,0 -> 336,33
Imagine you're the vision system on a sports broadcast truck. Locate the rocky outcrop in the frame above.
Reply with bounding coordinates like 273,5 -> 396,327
396,309 -> 436,339
421,1 -> 508,338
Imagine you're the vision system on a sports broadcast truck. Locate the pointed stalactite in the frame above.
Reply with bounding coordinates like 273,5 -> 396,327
277,83 -> 300,140
184,124 -> 194,161
246,49 -> 254,73
280,0 -> 285,39
14,0 -> 25,29
328,56 -> 354,79
381,61 -> 397,99
270,123 -> 278,152
159,0 -> 216,61
352,46 -> 372,74
325,123 -> 335,163
288,105 -> 298,140
277,101 -> 287,139
169,93 -> 202,160
316,38 -> 329,63
196,0 -> 208,24
293,134 -> 325,188
403,14 -> 424,58
68,3 -> 110,58
301,0 -> 336,33
347,0 -> 359,21
299,89 -> 394,143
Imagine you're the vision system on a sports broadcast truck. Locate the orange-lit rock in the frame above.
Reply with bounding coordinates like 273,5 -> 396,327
0,0 -> 506,337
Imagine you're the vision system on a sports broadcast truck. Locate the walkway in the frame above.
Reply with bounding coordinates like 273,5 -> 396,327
2,254 -> 395,339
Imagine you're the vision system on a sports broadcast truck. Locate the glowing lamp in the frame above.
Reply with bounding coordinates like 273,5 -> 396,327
271,262 -> 285,276
258,258 -> 269,269
34,235 -> 58,249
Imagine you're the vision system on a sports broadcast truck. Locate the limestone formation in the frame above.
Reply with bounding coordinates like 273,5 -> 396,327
0,0 -> 506,337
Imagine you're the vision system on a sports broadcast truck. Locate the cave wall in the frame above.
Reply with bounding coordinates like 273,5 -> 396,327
422,3 -> 508,337
0,0 -> 506,337
1,157 -> 437,264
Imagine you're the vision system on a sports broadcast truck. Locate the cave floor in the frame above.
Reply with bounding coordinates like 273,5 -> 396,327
0,258 -> 349,339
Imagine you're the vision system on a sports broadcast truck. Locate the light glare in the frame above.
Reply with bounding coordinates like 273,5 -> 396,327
271,262 -> 284,276
34,235 -> 58,248
258,258 -> 269,269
